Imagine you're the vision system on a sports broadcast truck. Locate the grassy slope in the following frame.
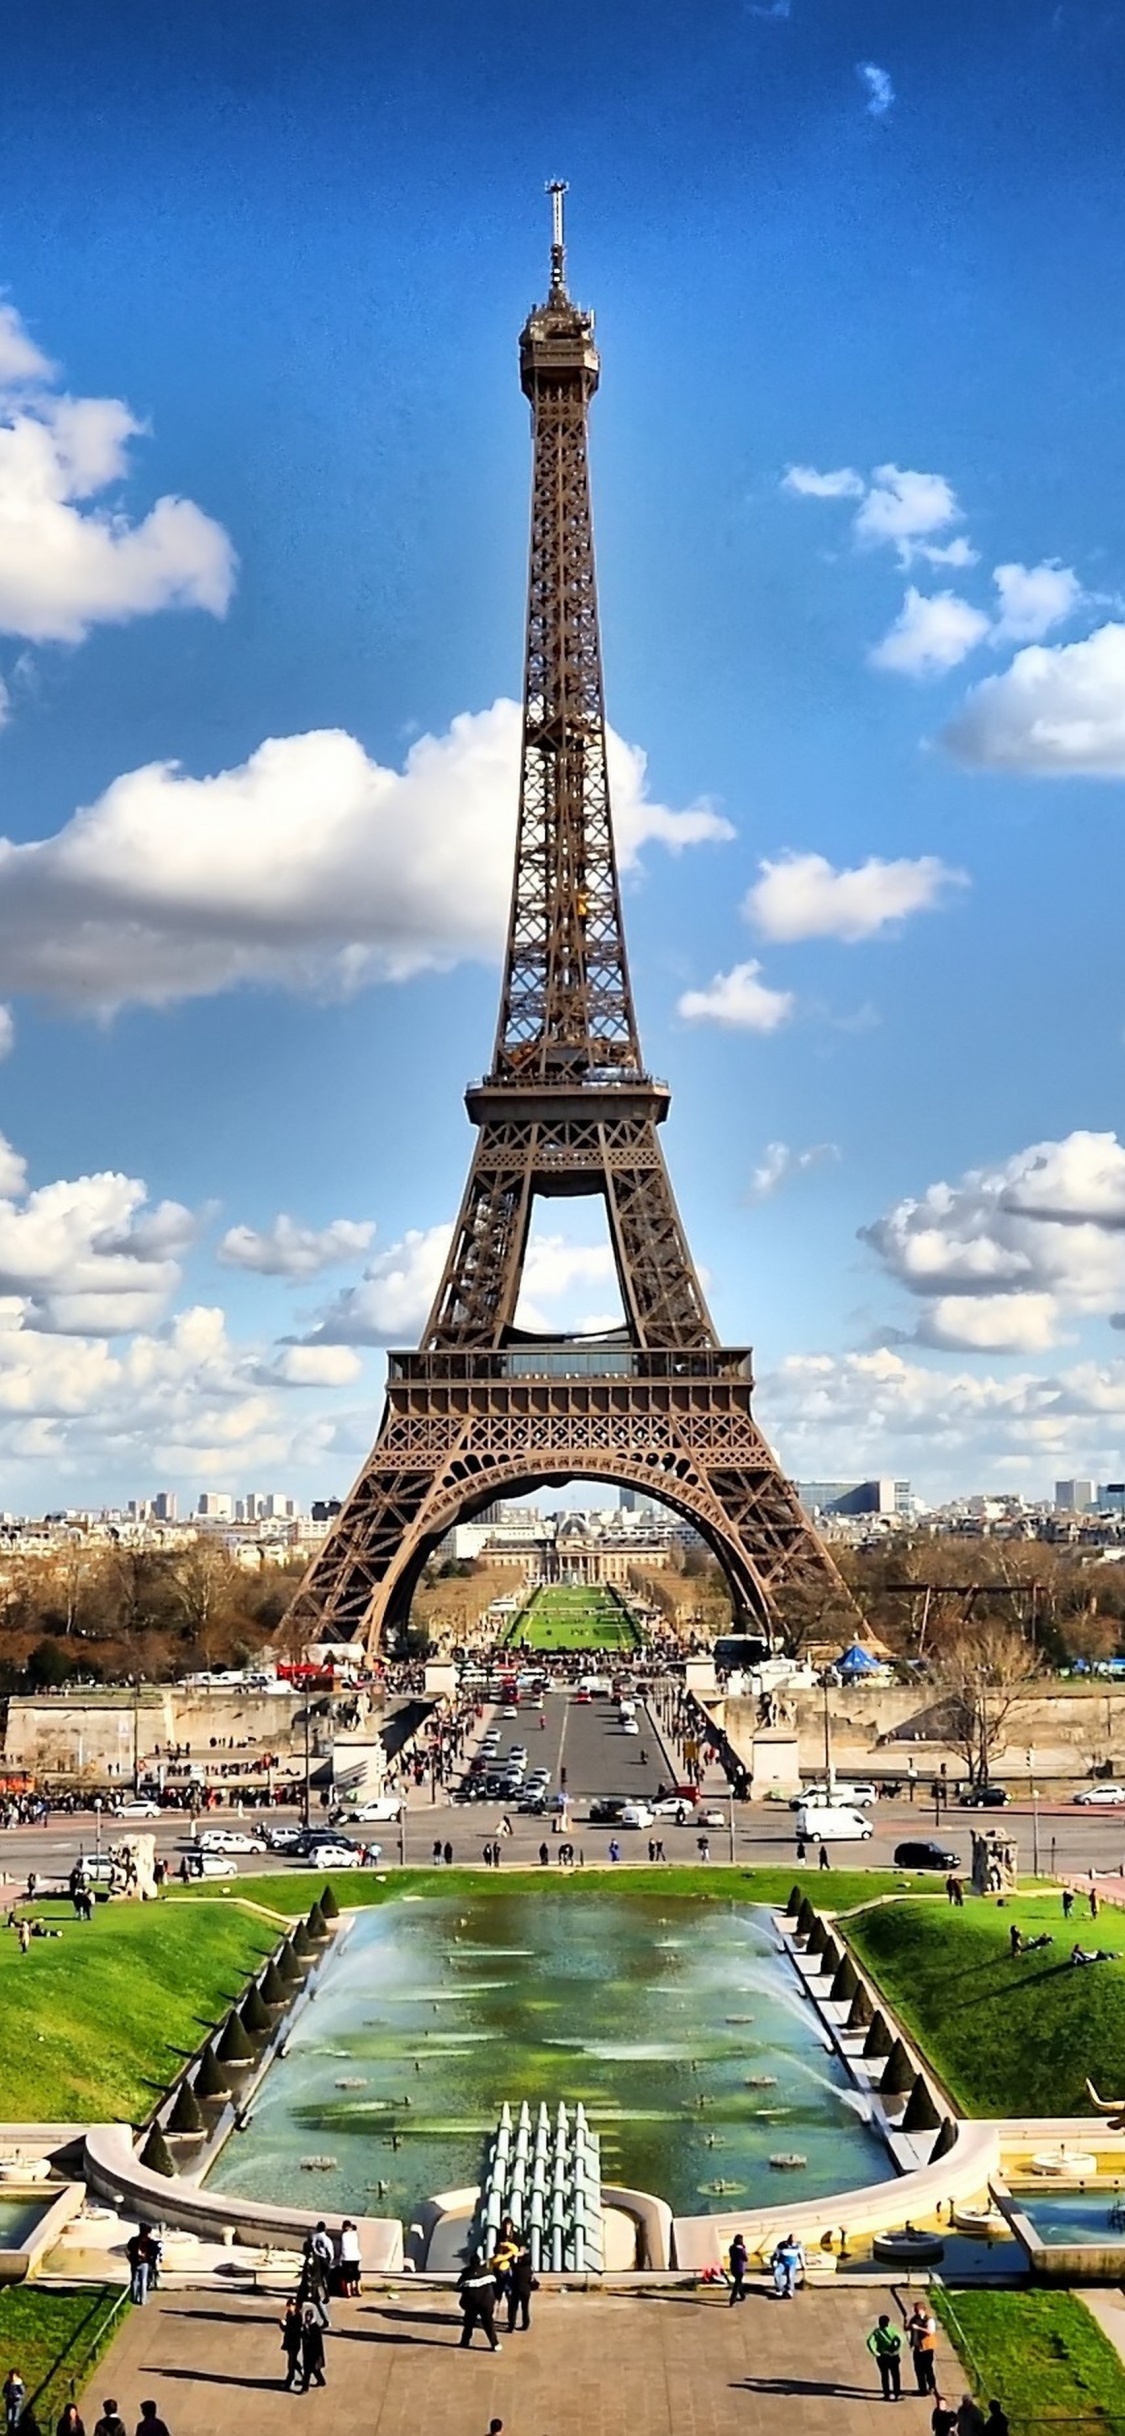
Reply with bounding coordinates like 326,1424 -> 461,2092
935,2289 -> 1125,2427
0,2289 -> 122,2422
203,1862 -> 943,1916
0,1898 -> 275,2121
504,1586 -> 640,1652
848,1890 -> 1125,2116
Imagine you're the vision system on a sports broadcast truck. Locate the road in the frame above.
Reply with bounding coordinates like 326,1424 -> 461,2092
6,1686 -> 1125,1884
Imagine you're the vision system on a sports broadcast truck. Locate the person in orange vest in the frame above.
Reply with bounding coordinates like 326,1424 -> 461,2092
907,2301 -> 938,2395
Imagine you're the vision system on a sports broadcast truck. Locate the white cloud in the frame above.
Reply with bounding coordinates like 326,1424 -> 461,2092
853,466 -> 960,559
748,1141 -> 839,1200
991,560 -> 1085,645
262,1343 -> 364,1388
857,60 -> 895,116
745,850 -> 965,943
781,465 -> 865,501
0,1143 -> 197,1337
869,586 -> 991,677
676,960 -> 796,1033
945,621 -> 1125,774
861,1130 -> 1125,1351
917,537 -> 979,570
303,1221 -> 624,1346
218,1214 -> 375,1279
0,301 -> 235,645
0,1008 -> 15,1060
0,700 -> 731,1015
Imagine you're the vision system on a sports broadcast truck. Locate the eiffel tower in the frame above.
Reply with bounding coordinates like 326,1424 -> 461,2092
288,189 -> 857,1655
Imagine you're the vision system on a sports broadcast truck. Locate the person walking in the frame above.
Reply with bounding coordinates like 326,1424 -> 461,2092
56,2406 -> 84,2436
907,2302 -> 938,2394
931,2400 -> 958,2436
983,2405 -> 1009,2436
867,2313 -> 903,2401
3,2373 -> 24,2434
505,2238 -> 534,2333
300,2309 -> 327,2391
458,2251 -> 502,2351
92,2403 -> 126,2436
135,2402 -> 171,2436
727,2232 -> 749,2304
126,2227 -> 154,2307
280,2299 -> 304,2389
957,2400 -> 986,2436
1062,1886 -> 1075,1921
771,2232 -> 805,2298
302,2223 -> 333,2326
339,2219 -> 361,2298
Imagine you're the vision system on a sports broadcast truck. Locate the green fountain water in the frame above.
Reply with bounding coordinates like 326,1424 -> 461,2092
209,1889 -> 888,2221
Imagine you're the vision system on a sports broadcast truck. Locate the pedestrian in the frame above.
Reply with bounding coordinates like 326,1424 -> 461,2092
1062,1886 -> 1074,1920
867,2313 -> 903,2402
3,2373 -> 24,2434
300,2223 -> 332,2327
126,2226 -> 154,2306
17,1923 -> 29,1956
458,2250 -> 502,2351
608,1839 -> 621,1863
135,2403 -> 171,2436
300,2309 -> 327,2391
56,2407 -> 84,2436
655,1838 -> 666,1862
957,2399 -> 986,2436
1091,1885 -> 1100,1919
795,1835 -> 807,1863
1009,1924 -> 1023,1957
280,2299 -> 304,2389
931,2398 -> 957,2436
818,1846 -> 831,1871
433,1840 -> 443,1865
945,1875 -> 957,1906
92,2403 -> 126,2436
727,2231 -> 749,2304
907,2302 -> 938,2394
443,1841 -> 453,1866
339,2218 -> 361,2298
505,2238 -> 534,2333
538,1843 -> 549,1867
983,2405 -> 1009,2436
771,2231 -> 804,2297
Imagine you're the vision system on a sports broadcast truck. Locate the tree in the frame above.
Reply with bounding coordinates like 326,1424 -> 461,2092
929,1618 -> 1043,1787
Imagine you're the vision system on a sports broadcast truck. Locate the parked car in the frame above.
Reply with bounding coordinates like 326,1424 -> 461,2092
894,1839 -> 961,1870
698,1808 -> 727,1829
116,1798 -> 162,1820
789,1782 -> 874,1810
198,1829 -> 268,1854
620,1718 -> 641,1737
796,1805 -> 873,1844
1073,1784 -> 1125,1806
304,1842 -> 371,1869
618,1803 -> 655,1829
588,1796 -> 632,1823
957,1784 -> 1009,1808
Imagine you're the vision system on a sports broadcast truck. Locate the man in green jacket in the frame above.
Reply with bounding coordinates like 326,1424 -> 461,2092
867,2313 -> 903,2401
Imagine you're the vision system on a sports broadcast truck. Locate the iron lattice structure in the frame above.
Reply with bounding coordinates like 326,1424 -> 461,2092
288,191 -> 858,1653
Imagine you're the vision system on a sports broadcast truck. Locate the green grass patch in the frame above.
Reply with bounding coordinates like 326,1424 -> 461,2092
504,1584 -> 641,1653
193,1863 -> 945,1917
0,1898 -> 275,2121
934,2288 -> 1125,2429
0,2287 -> 123,2422
847,1890 -> 1125,2116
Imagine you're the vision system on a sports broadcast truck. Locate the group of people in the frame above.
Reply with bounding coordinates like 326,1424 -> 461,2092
725,2231 -> 805,2301
456,2220 -> 536,2353
2,2391 -> 169,2436
276,2219 -> 363,2390
866,2309 -> 1008,2432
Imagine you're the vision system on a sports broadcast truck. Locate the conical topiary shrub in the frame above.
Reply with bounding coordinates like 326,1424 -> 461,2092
167,2076 -> 204,2135
902,2074 -> 941,2134
930,2115 -> 958,2163
820,1936 -> 842,1978
217,2010 -> 254,2065
795,1897 -> 816,1940
847,1982 -> 874,2031
831,1954 -> 858,2005
260,1957 -> 287,2007
863,2009 -> 891,2060
319,1883 -> 340,1921
786,1885 -> 804,1916
807,1915 -> 828,1957
195,2042 -> 229,2100
141,2124 -> 175,2177
240,1983 -> 271,2037
307,1901 -> 329,1941
292,1920 -> 314,1959
278,1939 -> 304,1981
881,2037 -> 915,2097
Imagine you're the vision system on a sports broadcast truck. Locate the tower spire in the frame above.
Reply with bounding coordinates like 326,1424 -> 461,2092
548,177 -> 568,297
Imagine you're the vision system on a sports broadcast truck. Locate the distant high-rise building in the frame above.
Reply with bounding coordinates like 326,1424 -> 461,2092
152,1490 -> 177,1523
798,1480 -> 910,1519
1100,1483 -> 1125,1515
1056,1479 -> 1095,1513
197,1491 -> 234,1521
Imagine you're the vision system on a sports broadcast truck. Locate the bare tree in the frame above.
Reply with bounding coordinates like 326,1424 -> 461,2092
928,1619 -> 1043,1786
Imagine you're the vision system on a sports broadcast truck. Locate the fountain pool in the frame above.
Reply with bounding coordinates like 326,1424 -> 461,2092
208,1890 -> 890,2222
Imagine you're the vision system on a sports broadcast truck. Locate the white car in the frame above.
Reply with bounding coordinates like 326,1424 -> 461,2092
501,1705 -> 519,1718
1073,1784 -> 1125,1806
698,1808 -> 727,1829
305,1842 -> 371,1868
117,1799 -> 162,1820
620,1718 -> 641,1737
344,1797 -> 402,1823
789,1783 -> 874,1810
618,1803 -> 655,1830
198,1829 -> 268,1854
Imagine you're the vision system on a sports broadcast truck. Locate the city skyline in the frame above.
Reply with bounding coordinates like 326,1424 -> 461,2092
0,1 -> 1122,1505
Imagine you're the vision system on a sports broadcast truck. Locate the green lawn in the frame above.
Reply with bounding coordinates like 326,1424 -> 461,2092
934,2289 -> 1125,2430
847,1889 -> 1125,2116
0,1897 -> 275,2121
203,1863 -> 945,1916
504,1584 -> 641,1653
0,2288 -> 122,2423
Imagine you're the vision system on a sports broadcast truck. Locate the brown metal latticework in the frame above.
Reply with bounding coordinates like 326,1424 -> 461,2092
287,190 -> 858,1651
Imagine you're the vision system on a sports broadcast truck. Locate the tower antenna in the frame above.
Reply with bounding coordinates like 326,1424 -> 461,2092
547,178 -> 568,296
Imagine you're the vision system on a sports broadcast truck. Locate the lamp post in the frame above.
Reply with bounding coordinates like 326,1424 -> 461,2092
1028,1746 -> 1040,1876
302,1697 -> 311,1829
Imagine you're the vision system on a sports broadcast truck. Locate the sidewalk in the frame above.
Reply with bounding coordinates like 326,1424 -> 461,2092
80,2281 -> 951,2436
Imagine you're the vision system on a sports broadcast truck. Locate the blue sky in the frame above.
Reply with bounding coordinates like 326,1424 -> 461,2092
0,0 -> 1124,1508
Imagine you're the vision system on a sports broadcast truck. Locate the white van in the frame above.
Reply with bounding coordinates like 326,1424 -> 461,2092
796,1803 -> 873,1844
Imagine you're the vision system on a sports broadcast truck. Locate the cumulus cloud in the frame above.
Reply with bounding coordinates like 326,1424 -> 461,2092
854,466 -> 958,558
676,960 -> 796,1033
869,587 -> 991,678
260,1343 -> 364,1388
781,465 -> 865,501
302,1222 -> 624,1346
748,1141 -> 839,1201
218,1214 -> 375,1279
944,620 -> 1125,774
857,61 -> 895,116
0,299 -> 235,645
861,1130 -> 1125,1351
992,560 -> 1086,646
0,699 -> 731,1015
0,1141 -> 198,1335
745,850 -> 965,943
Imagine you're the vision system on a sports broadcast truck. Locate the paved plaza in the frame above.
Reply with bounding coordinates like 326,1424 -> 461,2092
79,2282 -> 958,2436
